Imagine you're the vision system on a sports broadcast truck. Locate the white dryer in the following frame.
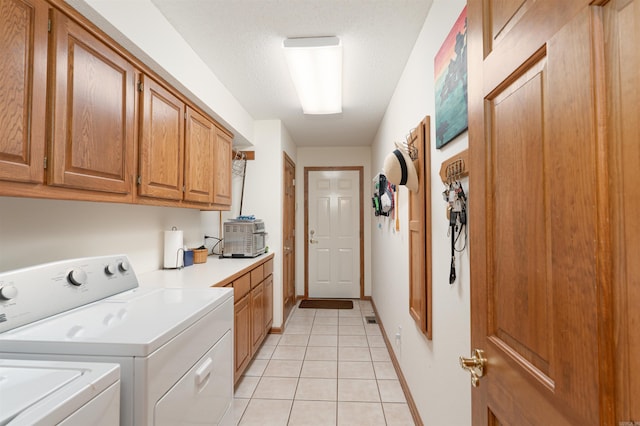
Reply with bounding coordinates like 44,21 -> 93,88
0,359 -> 120,426
0,255 -> 234,426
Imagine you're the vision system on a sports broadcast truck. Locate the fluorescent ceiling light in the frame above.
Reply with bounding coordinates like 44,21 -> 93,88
283,36 -> 342,115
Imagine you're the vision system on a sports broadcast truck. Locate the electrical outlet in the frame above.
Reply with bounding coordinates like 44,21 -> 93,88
395,325 -> 402,342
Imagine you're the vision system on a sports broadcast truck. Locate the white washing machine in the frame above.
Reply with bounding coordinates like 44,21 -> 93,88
0,255 -> 234,426
0,359 -> 120,426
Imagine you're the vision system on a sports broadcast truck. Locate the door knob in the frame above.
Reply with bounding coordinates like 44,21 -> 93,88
459,349 -> 486,387
309,229 -> 318,244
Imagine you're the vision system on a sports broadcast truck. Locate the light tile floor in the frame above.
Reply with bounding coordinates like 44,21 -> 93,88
234,299 -> 416,426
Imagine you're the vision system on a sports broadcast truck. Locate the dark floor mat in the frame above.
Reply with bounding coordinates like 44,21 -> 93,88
299,299 -> 353,309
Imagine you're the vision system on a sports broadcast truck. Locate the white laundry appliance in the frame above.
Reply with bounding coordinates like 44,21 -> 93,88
0,255 -> 234,426
0,359 -> 120,426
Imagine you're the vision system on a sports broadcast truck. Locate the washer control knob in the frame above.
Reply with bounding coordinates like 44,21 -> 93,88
119,261 -> 130,272
105,264 -> 117,276
0,285 -> 18,300
68,269 -> 88,286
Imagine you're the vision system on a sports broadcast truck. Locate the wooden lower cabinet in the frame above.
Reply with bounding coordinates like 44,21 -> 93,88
250,282 -> 265,355
225,255 -> 275,384
234,294 -> 251,383
264,274 -> 273,334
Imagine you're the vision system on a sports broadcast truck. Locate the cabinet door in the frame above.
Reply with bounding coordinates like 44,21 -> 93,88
0,0 -> 47,184
212,128 -> 232,206
139,75 -> 185,200
49,10 -> 135,194
234,295 -> 251,383
184,107 -> 214,204
263,274 -> 273,334
250,282 -> 265,355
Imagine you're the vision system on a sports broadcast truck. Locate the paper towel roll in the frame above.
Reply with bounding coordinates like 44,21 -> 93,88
164,228 -> 184,269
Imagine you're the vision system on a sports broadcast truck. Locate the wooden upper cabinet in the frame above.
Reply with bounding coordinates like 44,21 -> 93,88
213,127 -> 232,207
0,1 -> 232,209
49,9 -> 135,194
184,107 -> 215,204
0,0 -> 48,184
138,74 -> 185,201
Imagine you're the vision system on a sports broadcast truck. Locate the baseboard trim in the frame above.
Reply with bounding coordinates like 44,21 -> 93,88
268,327 -> 283,334
370,299 -> 424,426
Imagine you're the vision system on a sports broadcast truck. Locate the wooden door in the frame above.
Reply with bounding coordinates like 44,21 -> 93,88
138,74 -> 184,201
282,153 -> 296,322
50,9 -> 135,194
306,168 -> 362,299
234,295 -> 251,383
467,1 -> 614,424
250,281 -> 265,355
0,0 -> 47,184
407,117 -> 431,339
212,127 -> 232,207
184,106 -> 214,204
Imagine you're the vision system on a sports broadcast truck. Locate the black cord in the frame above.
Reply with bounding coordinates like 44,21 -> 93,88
204,235 -> 224,255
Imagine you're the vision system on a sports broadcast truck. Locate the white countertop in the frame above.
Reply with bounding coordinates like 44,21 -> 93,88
138,254 -> 272,289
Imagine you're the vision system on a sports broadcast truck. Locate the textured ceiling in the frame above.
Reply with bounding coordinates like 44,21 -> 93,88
150,0 -> 433,147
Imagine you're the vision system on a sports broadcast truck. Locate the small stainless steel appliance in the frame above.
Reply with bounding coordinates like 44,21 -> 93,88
222,219 -> 266,258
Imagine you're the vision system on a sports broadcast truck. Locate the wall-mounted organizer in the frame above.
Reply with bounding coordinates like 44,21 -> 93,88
439,149 -> 469,183
439,148 -> 469,285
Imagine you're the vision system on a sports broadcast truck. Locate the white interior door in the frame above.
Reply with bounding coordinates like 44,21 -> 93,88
307,170 -> 360,298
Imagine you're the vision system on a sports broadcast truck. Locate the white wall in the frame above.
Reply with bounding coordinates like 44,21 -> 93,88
370,1 -> 471,424
0,197 -> 205,273
295,147 -> 372,301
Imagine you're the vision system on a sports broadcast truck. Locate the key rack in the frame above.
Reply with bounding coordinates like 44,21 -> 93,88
439,149 -> 469,183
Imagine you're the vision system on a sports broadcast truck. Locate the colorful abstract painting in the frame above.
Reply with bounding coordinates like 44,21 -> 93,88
434,6 -> 468,148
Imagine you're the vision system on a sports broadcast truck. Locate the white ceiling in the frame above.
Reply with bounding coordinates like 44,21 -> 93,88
149,0 -> 433,147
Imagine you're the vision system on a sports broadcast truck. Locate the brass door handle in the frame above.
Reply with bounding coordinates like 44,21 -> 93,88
309,239 -> 318,244
459,349 -> 486,387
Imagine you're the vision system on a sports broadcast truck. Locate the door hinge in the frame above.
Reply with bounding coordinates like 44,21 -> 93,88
292,179 -> 296,186
48,19 -> 51,32
43,156 -> 47,169
137,175 -> 141,185
182,185 -> 186,192
137,81 -> 144,92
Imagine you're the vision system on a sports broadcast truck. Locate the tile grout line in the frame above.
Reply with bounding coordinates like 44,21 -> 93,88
239,300 -> 408,425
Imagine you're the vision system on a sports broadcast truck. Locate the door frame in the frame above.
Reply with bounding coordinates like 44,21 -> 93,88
304,166 -> 364,299
282,152 -> 296,324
